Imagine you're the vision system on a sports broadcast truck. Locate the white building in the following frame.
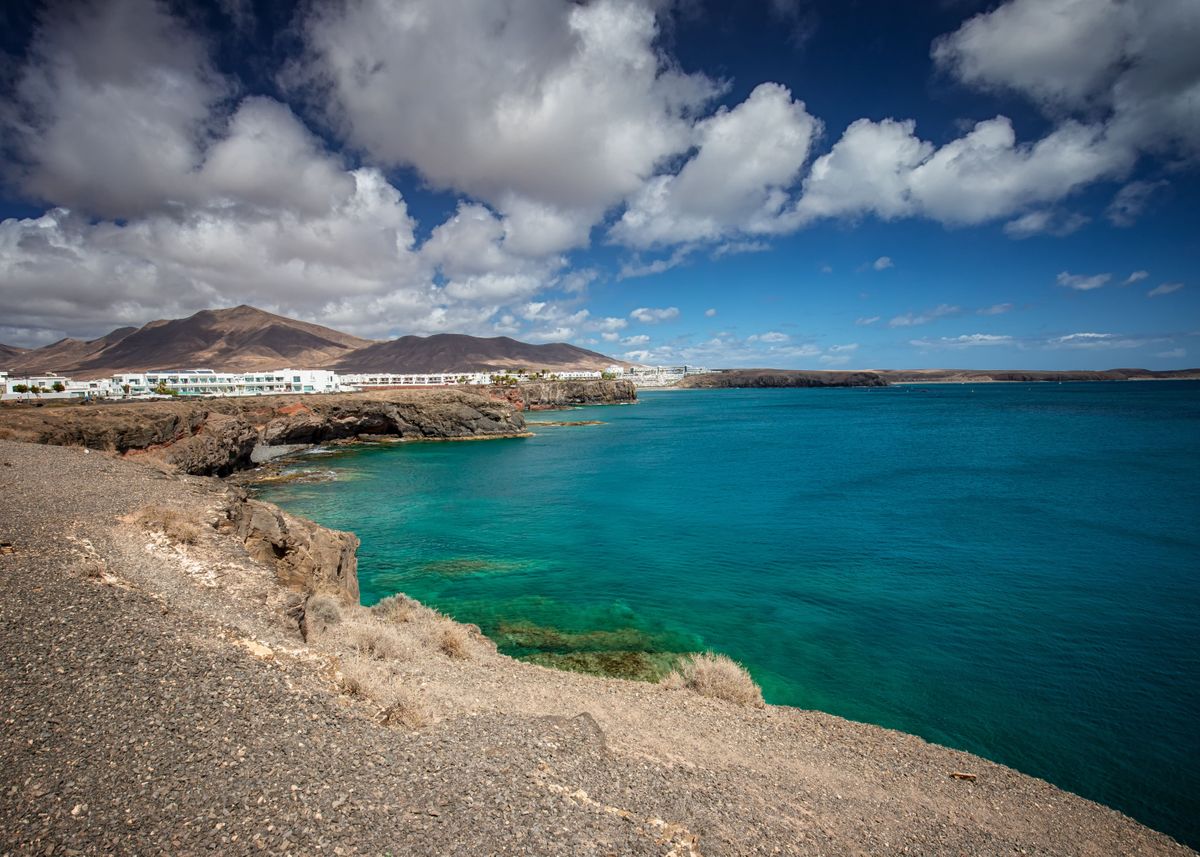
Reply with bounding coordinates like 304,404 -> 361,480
111,369 -> 343,397
0,372 -> 121,401
339,371 -> 494,389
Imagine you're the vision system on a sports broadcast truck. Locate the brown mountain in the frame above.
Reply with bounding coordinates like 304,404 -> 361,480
8,306 -> 624,378
9,307 -> 371,378
334,334 -> 622,373
0,343 -> 29,366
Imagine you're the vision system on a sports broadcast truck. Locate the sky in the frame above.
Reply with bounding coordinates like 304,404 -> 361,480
0,0 -> 1197,370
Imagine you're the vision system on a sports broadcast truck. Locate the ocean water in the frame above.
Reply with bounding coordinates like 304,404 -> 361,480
258,383 -> 1200,846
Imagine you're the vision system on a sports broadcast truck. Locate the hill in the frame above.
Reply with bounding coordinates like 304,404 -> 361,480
0,343 -> 29,366
334,333 -> 621,373
6,306 -> 624,378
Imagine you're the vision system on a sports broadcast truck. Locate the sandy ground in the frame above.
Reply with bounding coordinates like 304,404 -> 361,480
0,439 -> 1191,856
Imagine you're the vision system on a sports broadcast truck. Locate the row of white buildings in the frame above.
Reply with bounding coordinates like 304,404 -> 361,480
0,364 -> 713,401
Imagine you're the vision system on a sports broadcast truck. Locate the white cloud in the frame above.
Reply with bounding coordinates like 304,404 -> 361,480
748,331 -> 790,343
295,0 -> 720,250
889,304 -> 960,327
827,343 -> 858,352
1057,271 -> 1111,291
791,116 -> 1131,229
932,0 -> 1200,160
1046,331 -> 1162,349
910,333 -> 1014,348
610,82 -> 821,247
630,306 -> 680,323
1003,209 -> 1088,238
704,308 -> 717,317
1107,180 -> 1168,227
1148,282 -> 1184,298
1124,270 -> 1150,285
1157,347 -> 1186,359
978,303 -> 1014,315
601,332 -> 621,342
872,256 -> 894,270
855,316 -> 880,326
617,246 -> 696,280
622,334 -> 651,346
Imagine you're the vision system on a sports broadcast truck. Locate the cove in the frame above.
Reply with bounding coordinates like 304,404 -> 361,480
258,382 -> 1200,847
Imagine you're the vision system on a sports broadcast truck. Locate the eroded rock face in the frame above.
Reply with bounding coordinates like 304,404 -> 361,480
165,413 -> 259,476
494,380 -> 638,410
231,496 -> 359,603
0,389 -> 527,476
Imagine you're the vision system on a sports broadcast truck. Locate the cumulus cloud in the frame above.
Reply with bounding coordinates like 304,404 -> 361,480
610,83 -> 821,247
704,308 -> 717,317
978,303 -> 1014,315
1124,270 -> 1150,285
630,306 -> 680,323
872,256 -> 894,270
1057,271 -> 1111,291
889,304 -> 960,327
622,334 -> 651,346
793,116 -> 1131,228
295,0 -> 720,249
1046,331 -> 1163,349
932,0 -> 1200,160
1148,282 -> 1183,297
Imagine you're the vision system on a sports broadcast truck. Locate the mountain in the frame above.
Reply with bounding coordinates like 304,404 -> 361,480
7,306 -> 624,378
0,343 -> 29,366
334,334 -> 622,373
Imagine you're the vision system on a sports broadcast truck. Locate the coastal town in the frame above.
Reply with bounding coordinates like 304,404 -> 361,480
0,364 -> 715,402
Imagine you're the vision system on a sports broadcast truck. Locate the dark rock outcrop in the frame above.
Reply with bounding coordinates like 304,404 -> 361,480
230,495 -> 360,603
492,379 -> 638,410
679,370 -> 889,388
0,389 -> 527,476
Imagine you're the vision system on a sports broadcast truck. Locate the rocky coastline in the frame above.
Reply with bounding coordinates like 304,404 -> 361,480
0,388 -> 528,476
0,383 -> 1193,854
490,378 -> 638,410
679,369 -> 889,388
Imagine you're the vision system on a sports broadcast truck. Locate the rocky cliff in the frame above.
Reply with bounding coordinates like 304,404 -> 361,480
679,369 -> 889,388
0,389 -> 526,476
491,379 -> 638,410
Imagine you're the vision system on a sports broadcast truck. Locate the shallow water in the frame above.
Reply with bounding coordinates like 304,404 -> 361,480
259,382 -> 1200,846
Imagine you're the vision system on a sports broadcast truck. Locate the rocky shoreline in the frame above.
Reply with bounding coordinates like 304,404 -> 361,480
0,385 -> 1193,855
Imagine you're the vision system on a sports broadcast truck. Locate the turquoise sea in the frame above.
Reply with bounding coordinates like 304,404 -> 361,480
258,382 -> 1200,846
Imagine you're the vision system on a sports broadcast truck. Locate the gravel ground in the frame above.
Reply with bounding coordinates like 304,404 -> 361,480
0,439 -> 1191,856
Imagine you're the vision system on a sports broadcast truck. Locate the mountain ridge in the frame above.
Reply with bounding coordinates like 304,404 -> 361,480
2,306 -> 625,378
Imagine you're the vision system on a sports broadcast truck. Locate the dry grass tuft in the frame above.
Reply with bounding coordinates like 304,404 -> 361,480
430,619 -> 472,660
337,654 -> 386,699
305,594 -> 342,638
372,593 -> 439,624
134,505 -> 202,545
378,685 -> 432,729
343,620 -> 412,661
661,652 -> 765,708
337,655 -> 431,729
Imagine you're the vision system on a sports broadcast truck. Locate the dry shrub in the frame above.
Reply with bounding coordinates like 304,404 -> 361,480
343,620 -> 412,661
661,652 -> 764,708
372,593 -> 437,624
378,685 -> 432,729
338,655 -> 430,729
431,619 -> 471,660
135,505 -> 202,545
338,654 -> 386,699
305,594 -> 342,638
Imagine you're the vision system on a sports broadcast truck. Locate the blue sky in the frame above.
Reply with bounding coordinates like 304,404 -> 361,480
0,0 -> 1196,369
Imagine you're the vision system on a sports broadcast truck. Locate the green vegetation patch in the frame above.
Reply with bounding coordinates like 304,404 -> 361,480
521,650 -> 687,683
